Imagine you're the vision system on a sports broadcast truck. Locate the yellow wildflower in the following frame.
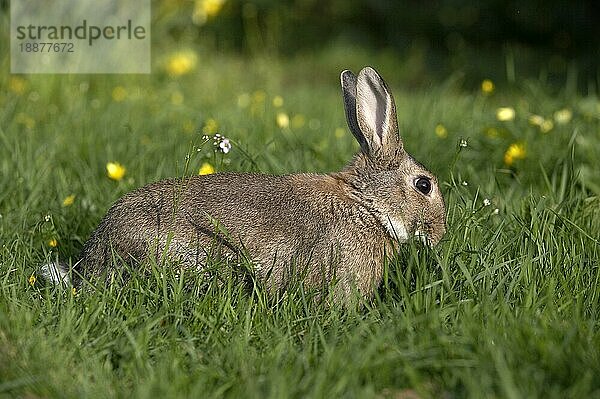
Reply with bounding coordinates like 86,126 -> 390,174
503,143 -> 526,166
111,86 -> 127,102
71,287 -> 78,296
198,162 -> 215,175
540,119 -> 554,133
272,96 -> 284,108
203,0 -> 225,17
334,127 -> 345,139
485,127 -> 499,138
528,114 -> 553,133
276,112 -> 290,128
28,274 -> 36,286
291,114 -> 306,129
554,108 -> 572,124
62,195 -> 76,207
496,107 -> 516,121
106,162 -> 126,181
252,90 -> 266,104
16,113 -> 36,130
48,238 -> 58,248
481,79 -> 494,95
193,0 -> 226,25
202,118 -> 219,134
435,124 -> 448,138
528,114 -> 544,126
9,76 -> 27,95
166,51 -> 198,77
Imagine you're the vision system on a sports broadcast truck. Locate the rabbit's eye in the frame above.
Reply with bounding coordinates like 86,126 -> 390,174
414,177 -> 432,195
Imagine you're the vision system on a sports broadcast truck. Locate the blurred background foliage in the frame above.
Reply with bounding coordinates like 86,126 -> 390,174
153,0 -> 600,89
0,0 -> 598,89
1,0 -> 599,192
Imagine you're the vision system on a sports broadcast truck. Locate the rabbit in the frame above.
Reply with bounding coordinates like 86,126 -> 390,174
41,66 -> 446,303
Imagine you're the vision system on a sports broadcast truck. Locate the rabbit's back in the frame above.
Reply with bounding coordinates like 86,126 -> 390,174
76,172 -> 388,291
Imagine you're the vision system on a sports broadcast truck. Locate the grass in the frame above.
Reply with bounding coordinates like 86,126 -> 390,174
1,36 -> 600,397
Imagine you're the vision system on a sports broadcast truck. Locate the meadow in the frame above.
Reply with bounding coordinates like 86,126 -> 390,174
2,30 -> 600,398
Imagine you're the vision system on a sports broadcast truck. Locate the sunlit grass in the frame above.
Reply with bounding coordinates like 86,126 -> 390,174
1,50 -> 600,398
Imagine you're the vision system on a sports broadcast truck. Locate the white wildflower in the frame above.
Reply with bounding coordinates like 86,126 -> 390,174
219,138 -> 231,154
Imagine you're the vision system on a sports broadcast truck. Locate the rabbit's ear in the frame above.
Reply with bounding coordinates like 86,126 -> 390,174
355,67 -> 402,156
340,70 -> 369,153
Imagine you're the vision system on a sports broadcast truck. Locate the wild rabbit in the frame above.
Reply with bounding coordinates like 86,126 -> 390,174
42,67 -> 446,302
